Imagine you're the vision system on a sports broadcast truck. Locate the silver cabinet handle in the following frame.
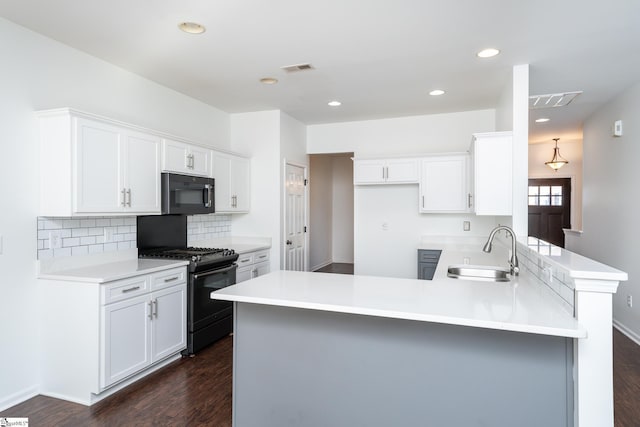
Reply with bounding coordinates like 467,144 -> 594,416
126,188 -> 131,207
121,188 -> 126,207
258,255 -> 267,259
382,167 -> 385,180
122,286 -> 140,293
468,193 -> 473,208
148,301 -> 153,320
152,299 -> 158,318
164,276 -> 179,283
239,258 -> 250,263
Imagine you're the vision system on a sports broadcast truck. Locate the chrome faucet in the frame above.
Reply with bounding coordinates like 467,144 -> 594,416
482,225 -> 519,276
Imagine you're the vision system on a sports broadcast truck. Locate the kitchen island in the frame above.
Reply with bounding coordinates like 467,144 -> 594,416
212,242 -> 626,427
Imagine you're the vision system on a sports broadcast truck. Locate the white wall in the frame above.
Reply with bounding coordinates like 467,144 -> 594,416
0,17 -> 230,410
566,82 -> 640,341
307,110 -> 496,156
309,155 -> 333,270
280,113 -> 309,269
229,111 -> 281,272
495,75 -> 514,132
331,156 -> 354,263
529,139 -> 583,230
354,186 -> 499,278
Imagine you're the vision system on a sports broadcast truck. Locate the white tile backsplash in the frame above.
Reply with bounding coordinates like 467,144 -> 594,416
37,214 -> 234,259
517,241 -> 575,314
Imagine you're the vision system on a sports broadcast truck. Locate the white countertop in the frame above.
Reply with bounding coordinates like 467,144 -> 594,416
212,248 -> 586,338
38,258 -> 189,283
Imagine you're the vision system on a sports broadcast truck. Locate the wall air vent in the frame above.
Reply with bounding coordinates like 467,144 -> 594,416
529,91 -> 582,109
281,63 -> 315,73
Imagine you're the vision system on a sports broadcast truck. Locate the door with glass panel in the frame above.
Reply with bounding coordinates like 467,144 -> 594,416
528,178 -> 571,247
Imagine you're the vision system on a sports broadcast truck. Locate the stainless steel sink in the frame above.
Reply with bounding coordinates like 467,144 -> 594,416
447,264 -> 511,282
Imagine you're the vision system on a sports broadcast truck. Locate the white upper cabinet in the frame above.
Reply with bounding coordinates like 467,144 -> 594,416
38,109 -> 161,216
162,139 -> 210,177
470,132 -> 513,216
419,154 -> 470,213
354,158 -> 419,184
212,152 -> 250,213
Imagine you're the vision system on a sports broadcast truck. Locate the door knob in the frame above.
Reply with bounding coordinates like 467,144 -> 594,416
286,240 -> 292,245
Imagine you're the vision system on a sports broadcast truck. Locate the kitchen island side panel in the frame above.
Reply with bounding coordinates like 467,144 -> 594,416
233,302 -> 573,427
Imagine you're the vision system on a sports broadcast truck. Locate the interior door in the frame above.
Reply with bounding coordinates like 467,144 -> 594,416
285,163 -> 306,271
528,178 -> 571,247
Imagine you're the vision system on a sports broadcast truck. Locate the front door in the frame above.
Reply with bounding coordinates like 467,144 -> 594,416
528,178 -> 571,247
285,163 -> 306,271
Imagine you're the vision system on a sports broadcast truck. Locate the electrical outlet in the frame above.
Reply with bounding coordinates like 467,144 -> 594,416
49,230 -> 62,249
463,221 -> 470,231
627,295 -> 633,308
104,227 -> 114,242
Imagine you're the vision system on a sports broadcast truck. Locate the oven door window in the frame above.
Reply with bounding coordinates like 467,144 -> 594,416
190,265 -> 237,331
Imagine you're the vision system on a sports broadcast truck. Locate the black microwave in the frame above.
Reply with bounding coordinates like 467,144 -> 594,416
161,173 -> 215,215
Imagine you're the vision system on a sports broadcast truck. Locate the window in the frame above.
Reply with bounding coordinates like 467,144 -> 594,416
528,185 -> 563,206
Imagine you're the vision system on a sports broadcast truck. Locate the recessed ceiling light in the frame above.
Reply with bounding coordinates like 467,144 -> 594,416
535,118 -> 551,123
178,22 -> 206,34
328,101 -> 342,107
260,77 -> 278,85
477,48 -> 500,58
429,89 -> 445,96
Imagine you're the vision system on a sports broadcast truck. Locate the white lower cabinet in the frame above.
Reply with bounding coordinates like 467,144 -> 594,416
236,249 -> 271,282
101,268 -> 186,389
40,265 -> 187,405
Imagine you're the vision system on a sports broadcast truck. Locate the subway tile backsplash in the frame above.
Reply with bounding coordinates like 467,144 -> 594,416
517,241 -> 575,315
37,214 -> 232,259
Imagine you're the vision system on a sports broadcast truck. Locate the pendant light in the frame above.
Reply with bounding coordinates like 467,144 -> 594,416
545,138 -> 568,171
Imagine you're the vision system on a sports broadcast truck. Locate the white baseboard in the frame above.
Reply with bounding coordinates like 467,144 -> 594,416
0,385 -> 39,412
311,260 -> 332,272
613,319 -> 640,346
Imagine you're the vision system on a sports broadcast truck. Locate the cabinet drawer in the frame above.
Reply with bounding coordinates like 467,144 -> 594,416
102,275 -> 150,305
237,253 -> 254,267
254,250 -> 270,263
418,250 -> 442,263
151,267 -> 187,291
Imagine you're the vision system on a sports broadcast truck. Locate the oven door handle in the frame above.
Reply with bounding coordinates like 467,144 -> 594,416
193,264 -> 236,280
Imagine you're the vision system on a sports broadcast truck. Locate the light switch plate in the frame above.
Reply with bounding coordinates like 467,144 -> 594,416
49,230 -> 62,249
613,120 -> 623,137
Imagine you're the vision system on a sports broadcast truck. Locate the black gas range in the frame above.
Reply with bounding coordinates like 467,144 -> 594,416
137,215 -> 238,355
139,247 -> 238,273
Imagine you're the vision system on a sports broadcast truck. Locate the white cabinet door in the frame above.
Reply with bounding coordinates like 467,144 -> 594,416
236,266 -> 252,283
354,159 -> 386,184
162,139 -> 210,177
101,294 -> 152,388
75,118 -> 123,213
471,132 -> 513,216
420,155 -> 469,213
254,261 -> 271,278
162,139 -> 190,174
189,144 -> 211,177
212,152 -> 251,213
354,158 -> 418,184
123,131 -> 161,213
151,284 -> 186,361
231,156 -> 251,212
386,159 -> 419,183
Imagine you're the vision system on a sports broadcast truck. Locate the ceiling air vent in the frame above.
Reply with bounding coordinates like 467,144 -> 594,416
281,63 -> 315,73
529,91 -> 582,109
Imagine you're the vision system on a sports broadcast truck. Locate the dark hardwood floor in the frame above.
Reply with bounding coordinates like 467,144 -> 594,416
3,328 -> 640,426
0,336 -> 233,426
313,263 -> 354,275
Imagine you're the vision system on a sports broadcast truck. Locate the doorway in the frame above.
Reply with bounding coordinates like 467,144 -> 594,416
528,178 -> 571,247
308,153 -> 354,272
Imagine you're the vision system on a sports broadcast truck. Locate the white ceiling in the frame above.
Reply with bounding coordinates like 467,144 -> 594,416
1,0 -> 639,143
